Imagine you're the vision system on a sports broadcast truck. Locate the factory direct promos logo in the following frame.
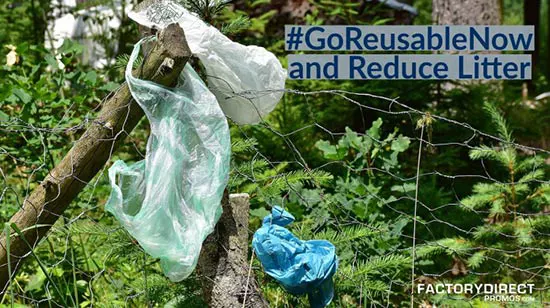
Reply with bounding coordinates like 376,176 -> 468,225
416,283 -> 537,303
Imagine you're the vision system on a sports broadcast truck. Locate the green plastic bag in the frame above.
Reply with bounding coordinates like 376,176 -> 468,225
105,36 -> 231,281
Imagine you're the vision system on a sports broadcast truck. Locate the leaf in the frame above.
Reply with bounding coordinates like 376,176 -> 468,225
390,135 -> 410,152
461,193 -> 499,210
315,140 -> 346,160
45,54 -> 58,70
488,198 -> 505,216
343,127 -> 362,150
352,201 -> 368,219
25,271 -> 46,292
0,110 -> 9,121
373,18 -> 393,25
390,218 -> 408,236
85,71 -> 98,84
516,156 -> 545,172
250,207 -> 269,218
391,183 -> 415,193
99,81 -> 120,92
367,118 -> 382,140
76,280 -> 88,290
60,39 -> 84,56
12,88 -> 32,104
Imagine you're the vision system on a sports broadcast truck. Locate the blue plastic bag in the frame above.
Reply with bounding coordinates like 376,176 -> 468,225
252,207 -> 338,308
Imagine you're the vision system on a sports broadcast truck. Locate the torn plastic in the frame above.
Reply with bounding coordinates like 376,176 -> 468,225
252,207 -> 338,308
128,0 -> 286,125
105,36 -> 230,282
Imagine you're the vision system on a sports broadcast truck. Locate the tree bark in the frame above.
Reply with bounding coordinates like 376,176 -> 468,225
432,0 -> 502,25
0,23 -> 192,294
524,0 -> 540,91
432,0 -> 502,95
197,193 -> 269,308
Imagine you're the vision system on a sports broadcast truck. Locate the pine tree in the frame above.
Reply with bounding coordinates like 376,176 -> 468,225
417,102 -> 550,303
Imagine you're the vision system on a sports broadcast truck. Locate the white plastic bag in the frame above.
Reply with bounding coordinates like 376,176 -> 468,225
128,0 -> 286,124
105,36 -> 231,281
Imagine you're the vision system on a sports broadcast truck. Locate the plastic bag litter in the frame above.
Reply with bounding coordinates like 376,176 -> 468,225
105,36 -> 231,282
128,0 -> 286,125
252,207 -> 338,308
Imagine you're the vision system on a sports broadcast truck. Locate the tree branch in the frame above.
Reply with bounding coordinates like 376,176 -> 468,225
0,23 -> 191,293
197,192 -> 269,308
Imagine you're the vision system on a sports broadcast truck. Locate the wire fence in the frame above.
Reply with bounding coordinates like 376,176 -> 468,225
0,70 -> 549,306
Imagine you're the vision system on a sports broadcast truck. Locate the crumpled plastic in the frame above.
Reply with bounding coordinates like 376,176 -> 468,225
252,207 -> 338,308
128,0 -> 286,124
105,36 -> 231,282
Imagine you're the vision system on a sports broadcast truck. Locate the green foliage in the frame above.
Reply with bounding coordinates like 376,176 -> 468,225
0,0 -> 48,52
220,15 -> 251,35
417,103 -> 550,301
0,39 -> 119,219
249,118 -> 413,305
180,0 -> 242,27
0,13 -> 171,305
181,0 -> 231,19
1,0 -> 549,307
0,0 -> 140,222
229,137 -> 333,206
316,119 -> 410,172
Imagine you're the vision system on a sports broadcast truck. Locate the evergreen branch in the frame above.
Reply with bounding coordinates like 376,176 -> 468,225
221,15 -> 251,34
483,102 -> 513,143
